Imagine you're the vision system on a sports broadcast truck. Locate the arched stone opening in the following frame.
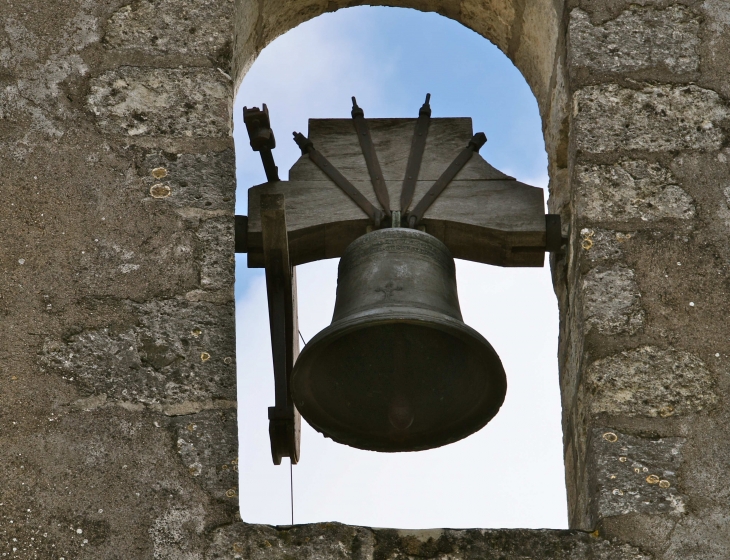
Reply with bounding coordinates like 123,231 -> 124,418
233,6 -> 566,528
233,0 -> 571,214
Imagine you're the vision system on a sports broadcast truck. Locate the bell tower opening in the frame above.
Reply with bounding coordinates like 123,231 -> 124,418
234,7 -> 566,529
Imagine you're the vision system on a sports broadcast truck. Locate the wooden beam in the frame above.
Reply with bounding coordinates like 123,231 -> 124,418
247,178 -> 546,268
289,118 -> 512,183
260,193 -> 300,465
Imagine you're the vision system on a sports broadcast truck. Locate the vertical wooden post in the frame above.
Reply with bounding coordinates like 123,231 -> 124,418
261,193 -> 301,465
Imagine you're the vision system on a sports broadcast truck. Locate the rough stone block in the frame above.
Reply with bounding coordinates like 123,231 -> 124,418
699,0 -> 730,100
149,503 -> 208,559
574,84 -> 728,153
577,160 -> 695,223
77,228 -> 200,298
579,228 -> 629,263
569,7 -> 700,74
583,265 -> 645,335
138,149 -> 236,212
0,10 -> 99,136
207,522 -> 375,560
662,507 -> 730,560
87,67 -> 231,137
206,523 -> 651,559
591,429 -> 686,517
105,0 -> 233,63
197,217 -> 235,292
40,299 -> 236,406
171,409 -> 238,505
586,346 -> 717,417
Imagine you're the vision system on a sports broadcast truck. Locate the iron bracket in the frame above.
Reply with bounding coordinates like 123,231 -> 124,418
244,104 -> 280,183
545,214 -> 568,252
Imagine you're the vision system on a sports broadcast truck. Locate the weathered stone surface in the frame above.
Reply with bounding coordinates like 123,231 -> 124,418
583,265 -> 644,335
171,409 -> 238,506
40,299 -> 236,405
374,528 -> 651,559
207,522 -> 376,560
579,228 -> 631,263
0,9 -> 99,139
76,226 -> 200,298
574,84 -> 729,153
0,403 -> 231,559
197,217 -> 235,293
662,507 -> 730,560
700,0 -> 730,100
88,67 -> 231,137
587,346 -> 717,417
149,503 -> 208,559
591,429 -> 686,517
460,0 -> 515,54
105,0 -> 234,62
138,150 -> 236,212
206,523 -> 651,560
577,160 -> 695,223
569,7 -> 700,74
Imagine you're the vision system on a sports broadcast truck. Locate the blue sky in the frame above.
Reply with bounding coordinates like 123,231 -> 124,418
233,7 -> 566,529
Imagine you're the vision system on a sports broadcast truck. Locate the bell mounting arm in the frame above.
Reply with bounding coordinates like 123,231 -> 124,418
293,131 -> 384,227
400,94 -> 432,213
407,132 -> 488,228
351,97 -> 391,218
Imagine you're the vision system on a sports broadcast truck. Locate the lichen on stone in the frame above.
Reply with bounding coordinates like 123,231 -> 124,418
171,409 -> 238,504
137,150 -> 236,213
587,346 -> 717,417
579,228 -> 628,263
40,299 -> 236,405
591,428 -> 686,517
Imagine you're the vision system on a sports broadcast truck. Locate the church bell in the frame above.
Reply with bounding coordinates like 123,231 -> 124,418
242,96 -> 563,463
291,227 -> 507,452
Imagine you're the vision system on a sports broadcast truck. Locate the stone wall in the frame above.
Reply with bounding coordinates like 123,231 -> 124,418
0,1 -> 239,557
564,2 -> 730,557
1,0 -> 729,558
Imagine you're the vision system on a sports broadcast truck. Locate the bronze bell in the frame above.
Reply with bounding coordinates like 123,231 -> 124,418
291,227 -> 507,452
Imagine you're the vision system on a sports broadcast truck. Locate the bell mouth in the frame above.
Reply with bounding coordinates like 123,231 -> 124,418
291,308 -> 507,452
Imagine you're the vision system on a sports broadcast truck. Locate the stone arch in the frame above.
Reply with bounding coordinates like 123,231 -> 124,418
233,0 -> 570,203
233,0 -> 573,528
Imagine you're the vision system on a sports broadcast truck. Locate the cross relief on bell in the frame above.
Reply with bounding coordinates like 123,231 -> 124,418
236,96 -> 566,464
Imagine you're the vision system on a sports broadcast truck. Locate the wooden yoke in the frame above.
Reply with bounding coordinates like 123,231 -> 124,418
244,118 -> 565,270
260,194 -> 300,465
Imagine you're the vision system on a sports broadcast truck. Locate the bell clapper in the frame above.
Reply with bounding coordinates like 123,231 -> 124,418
391,210 -> 401,228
